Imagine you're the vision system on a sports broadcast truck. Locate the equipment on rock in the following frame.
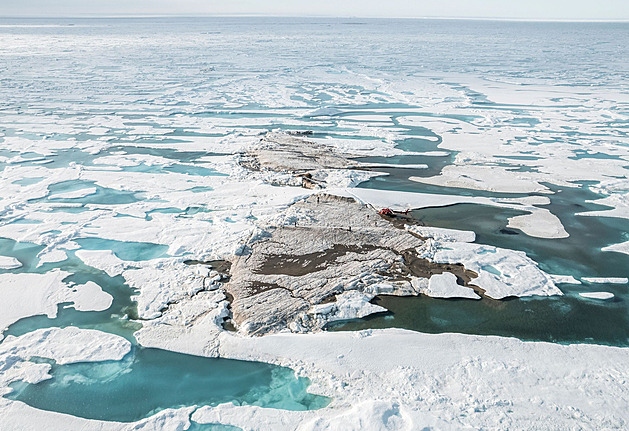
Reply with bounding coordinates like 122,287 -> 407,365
378,208 -> 410,217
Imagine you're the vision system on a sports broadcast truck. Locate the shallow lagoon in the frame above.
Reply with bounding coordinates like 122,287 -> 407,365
8,346 -> 329,422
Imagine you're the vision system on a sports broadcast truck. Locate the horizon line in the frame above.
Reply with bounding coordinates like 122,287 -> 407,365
1,14 -> 628,23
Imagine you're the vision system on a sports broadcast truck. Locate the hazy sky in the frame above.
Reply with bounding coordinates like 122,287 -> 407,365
1,0 -> 627,20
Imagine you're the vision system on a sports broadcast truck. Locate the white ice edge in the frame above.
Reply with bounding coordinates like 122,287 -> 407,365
420,272 -> 480,299
582,277 -> 628,284
0,256 -> 22,270
579,292 -> 615,300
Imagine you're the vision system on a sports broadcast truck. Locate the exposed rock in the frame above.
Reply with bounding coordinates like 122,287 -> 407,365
223,193 -> 476,336
240,132 -> 359,173
238,132 -> 376,189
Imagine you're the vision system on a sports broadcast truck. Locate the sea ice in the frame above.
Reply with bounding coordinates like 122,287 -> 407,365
602,240 -> 629,256
0,256 -> 21,270
421,272 -> 481,299
417,240 -> 562,299
0,271 -> 113,338
582,277 -> 628,284
579,292 -> 615,300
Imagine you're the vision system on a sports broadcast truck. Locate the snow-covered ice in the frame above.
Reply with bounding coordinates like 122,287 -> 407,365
579,292 -> 615,300
0,271 -> 113,339
420,272 -> 481,299
0,256 -> 22,270
582,277 -> 628,284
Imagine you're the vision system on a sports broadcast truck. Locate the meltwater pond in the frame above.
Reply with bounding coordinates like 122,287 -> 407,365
8,347 -> 329,422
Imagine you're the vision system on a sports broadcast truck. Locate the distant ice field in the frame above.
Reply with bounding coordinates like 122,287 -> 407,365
0,17 -> 628,429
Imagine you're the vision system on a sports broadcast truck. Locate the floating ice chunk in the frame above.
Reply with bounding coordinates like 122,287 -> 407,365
582,277 -> 628,284
75,249 -> 128,277
0,256 -> 21,270
0,270 -> 71,337
331,187 -> 568,240
0,270 -> 113,338
68,281 -> 113,312
420,273 -> 481,299
36,249 -> 68,267
602,240 -> 629,256
409,165 -> 550,194
359,162 -> 428,169
123,264 -> 206,320
579,292 -> 615,300
507,210 -> 569,239
577,192 -> 629,220
0,327 -> 138,429
193,399 -> 446,431
306,107 -> 343,117
331,187 -> 485,212
314,169 -> 383,188
135,289 -> 230,357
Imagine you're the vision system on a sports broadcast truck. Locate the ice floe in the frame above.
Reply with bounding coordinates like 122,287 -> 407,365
417,240 -> 562,299
421,272 -> 481,299
582,277 -> 628,284
0,256 -> 22,270
579,292 -> 615,300
0,271 -> 113,338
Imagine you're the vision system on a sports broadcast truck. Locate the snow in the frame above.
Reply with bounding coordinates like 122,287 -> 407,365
579,292 -> 615,300
0,256 -> 22,270
420,272 -> 481,299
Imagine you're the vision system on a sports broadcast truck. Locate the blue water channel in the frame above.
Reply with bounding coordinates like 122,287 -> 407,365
0,235 -> 329,422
